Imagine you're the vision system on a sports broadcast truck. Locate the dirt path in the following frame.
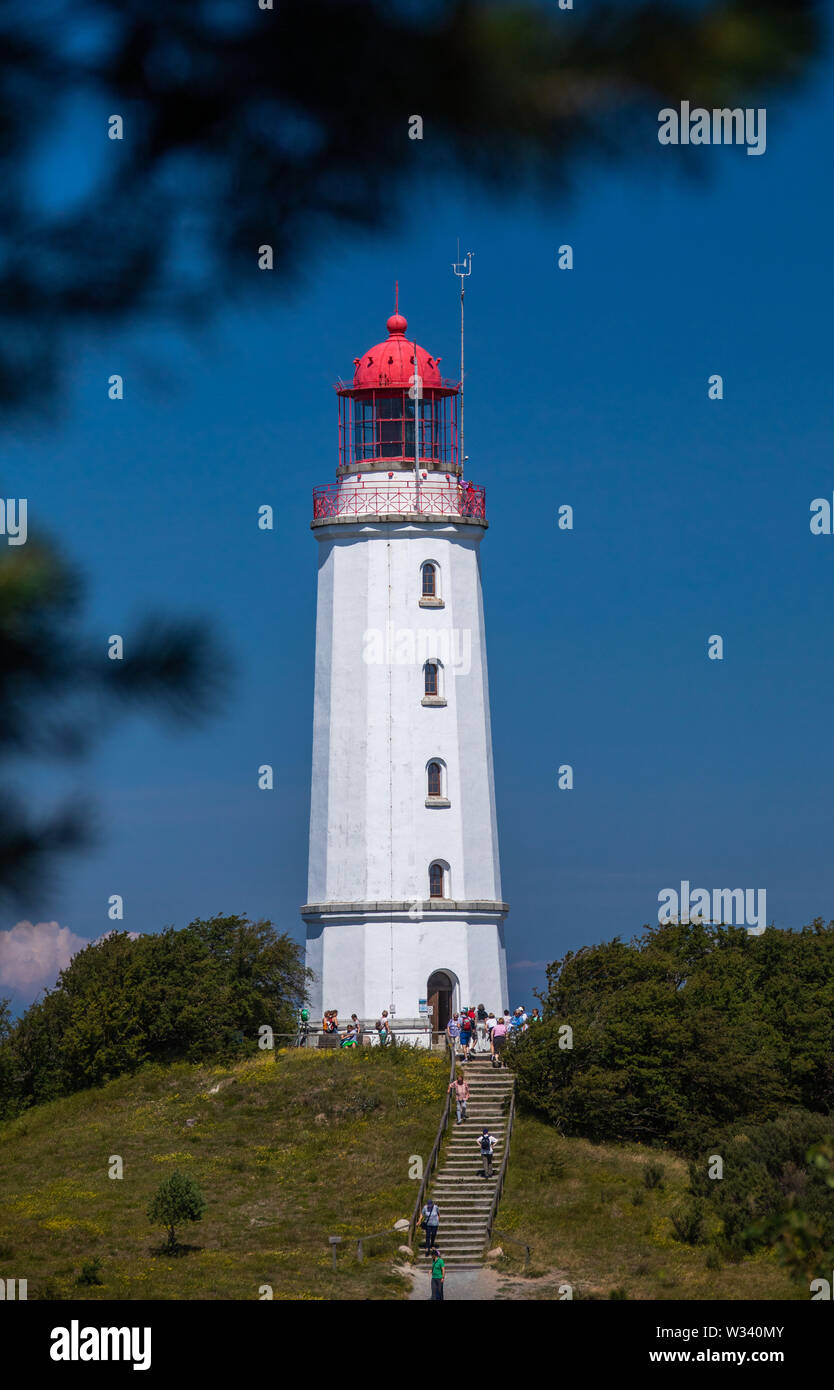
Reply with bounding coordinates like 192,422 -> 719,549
399,1263 -> 570,1302
401,1264 -> 502,1301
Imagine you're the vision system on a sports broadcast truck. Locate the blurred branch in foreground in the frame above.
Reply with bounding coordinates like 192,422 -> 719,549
0,0 -> 822,411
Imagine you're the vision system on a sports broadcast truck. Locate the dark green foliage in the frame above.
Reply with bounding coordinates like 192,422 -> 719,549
689,1111 -> 834,1279
509,920 -> 834,1151
0,915 -> 311,1116
0,542 -> 227,900
147,1172 -> 206,1251
76,1257 -> 103,1286
0,2 -> 818,414
670,1200 -> 705,1245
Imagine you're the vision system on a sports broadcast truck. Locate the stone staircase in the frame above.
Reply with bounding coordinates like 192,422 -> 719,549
417,1054 -> 514,1269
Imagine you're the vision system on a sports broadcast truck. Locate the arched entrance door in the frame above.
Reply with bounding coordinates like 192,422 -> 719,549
426,970 -> 455,1037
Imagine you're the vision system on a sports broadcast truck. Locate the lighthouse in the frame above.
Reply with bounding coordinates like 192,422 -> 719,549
302,302 -> 509,1041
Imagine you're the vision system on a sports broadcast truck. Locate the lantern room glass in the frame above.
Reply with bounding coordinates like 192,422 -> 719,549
340,389 -> 457,470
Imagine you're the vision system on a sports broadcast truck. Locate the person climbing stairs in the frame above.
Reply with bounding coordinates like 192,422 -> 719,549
417,1054 -> 515,1269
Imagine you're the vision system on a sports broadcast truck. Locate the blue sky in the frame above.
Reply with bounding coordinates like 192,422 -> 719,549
3,53 -> 833,1016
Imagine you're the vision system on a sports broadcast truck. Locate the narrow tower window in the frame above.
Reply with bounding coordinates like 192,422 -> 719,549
422,563 -> 437,598
429,862 -> 445,898
427,762 -> 442,798
424,662 -> 438,697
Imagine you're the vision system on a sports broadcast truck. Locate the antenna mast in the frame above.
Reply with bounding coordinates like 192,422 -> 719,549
452,243 -> 473,476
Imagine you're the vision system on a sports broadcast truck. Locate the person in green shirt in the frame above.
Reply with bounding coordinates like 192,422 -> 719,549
430,1249 -> 445,1300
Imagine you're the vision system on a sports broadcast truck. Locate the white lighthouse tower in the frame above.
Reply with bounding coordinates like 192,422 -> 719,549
302,301 -> 508,1040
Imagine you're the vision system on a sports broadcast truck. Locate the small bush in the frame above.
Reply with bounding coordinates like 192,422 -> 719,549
705,1246 -> 722,1271
76,1257 -> 103,1286
643,1161 -> 664,1190
670,1200 -> 705,1245
631,1187 -> 645,1206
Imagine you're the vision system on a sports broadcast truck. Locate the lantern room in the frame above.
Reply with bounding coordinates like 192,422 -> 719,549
336,309 -> 460,477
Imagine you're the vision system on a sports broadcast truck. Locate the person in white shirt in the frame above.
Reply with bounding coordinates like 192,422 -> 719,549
421,1199 -> 440,1250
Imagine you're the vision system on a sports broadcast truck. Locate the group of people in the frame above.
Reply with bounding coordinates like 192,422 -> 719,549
447,1004 -> 541,1067
322,1009 -> 395,1047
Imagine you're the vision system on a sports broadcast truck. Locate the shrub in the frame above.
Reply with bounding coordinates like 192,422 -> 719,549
643,1161 -> 664,1190
670,1200 -> 705,1245
147,1171 -> 206,1251
689,1111 -> 834,1277
76,1257 -> 103,1286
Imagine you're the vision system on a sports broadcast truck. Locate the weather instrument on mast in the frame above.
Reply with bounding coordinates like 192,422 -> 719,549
452,244 -> 473,471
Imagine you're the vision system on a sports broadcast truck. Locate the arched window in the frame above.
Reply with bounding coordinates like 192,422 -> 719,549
427,761 -> 442,798
429,862 -> 445,898
422,562 -> 437,598
424,662 -> 438,697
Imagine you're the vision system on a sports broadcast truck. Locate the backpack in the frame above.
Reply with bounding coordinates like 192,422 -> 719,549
480,1134 -> 492,1154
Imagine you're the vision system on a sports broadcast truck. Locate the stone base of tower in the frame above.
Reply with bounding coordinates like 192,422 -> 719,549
302,901 -> 509,1040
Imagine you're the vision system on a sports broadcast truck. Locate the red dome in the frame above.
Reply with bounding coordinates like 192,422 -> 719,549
352,311 -> 443,391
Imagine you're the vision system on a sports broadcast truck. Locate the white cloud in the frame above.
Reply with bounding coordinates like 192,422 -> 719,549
0,920 -> 88,992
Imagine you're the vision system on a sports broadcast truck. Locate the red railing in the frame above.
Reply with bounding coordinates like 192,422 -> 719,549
312,483 -> 486,521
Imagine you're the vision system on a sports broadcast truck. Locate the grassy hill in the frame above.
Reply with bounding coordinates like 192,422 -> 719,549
0,1046 -> 448,1300
0,1047 -> 801,1300
494,1115 -> 800,1300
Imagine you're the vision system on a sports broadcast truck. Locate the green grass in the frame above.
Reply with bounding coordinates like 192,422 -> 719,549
494,1114 -> 801,1300
1,1051 -> 802,1301
0,1047 -> 447,1300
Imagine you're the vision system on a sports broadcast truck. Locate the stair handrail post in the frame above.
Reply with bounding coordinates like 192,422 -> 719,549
491,1226 -> 531,1270
409,1035 -> 457,1243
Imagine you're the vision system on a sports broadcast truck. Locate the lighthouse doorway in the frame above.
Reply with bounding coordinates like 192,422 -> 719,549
426,970 -> 456,1037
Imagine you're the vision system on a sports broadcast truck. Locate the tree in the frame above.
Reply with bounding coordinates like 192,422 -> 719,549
0,915 -> 311,1115
147,1171 -> 206,1252
0,540 -> 228,902
509,919 -> 834,1150
0,0 -> 821,414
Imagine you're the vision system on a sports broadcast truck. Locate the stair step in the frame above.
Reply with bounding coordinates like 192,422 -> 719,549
419,1239 -> 486,1251
429,1196 -> 494,1203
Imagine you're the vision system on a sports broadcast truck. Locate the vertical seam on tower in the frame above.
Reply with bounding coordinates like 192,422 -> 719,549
387,536 -> 394,1011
